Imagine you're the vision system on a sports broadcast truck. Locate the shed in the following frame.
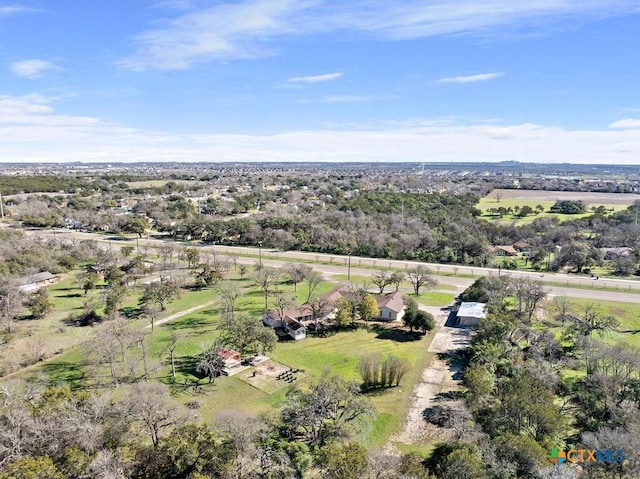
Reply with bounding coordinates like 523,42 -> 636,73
457,302 -> 487,327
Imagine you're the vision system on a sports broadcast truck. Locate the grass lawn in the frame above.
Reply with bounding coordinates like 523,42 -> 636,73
271,326 -> 434,448
15,270 -> 438,450
415,291 -> 456,307
476,196 -> 627,226
559,298 -> 640,349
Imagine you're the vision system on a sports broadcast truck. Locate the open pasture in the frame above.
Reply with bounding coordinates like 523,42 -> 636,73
487,189 -> 640,205
477,189 -> 634,224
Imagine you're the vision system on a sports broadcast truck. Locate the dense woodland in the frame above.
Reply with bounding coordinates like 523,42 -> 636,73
6,179 -> 640,276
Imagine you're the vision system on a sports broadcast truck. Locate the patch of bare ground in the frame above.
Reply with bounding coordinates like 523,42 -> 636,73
386,307 -> 472,453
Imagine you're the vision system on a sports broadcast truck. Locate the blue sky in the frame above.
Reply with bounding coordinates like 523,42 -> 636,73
1,0 -> 640,164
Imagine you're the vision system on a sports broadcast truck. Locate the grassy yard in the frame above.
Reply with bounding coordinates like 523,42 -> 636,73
271,327 -> 434,448
16,268 -> 438,449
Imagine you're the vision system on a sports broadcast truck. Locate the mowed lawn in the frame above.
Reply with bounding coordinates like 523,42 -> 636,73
271,327 -> 433,447
562,298 -> 640,349
19,272 -> 436,448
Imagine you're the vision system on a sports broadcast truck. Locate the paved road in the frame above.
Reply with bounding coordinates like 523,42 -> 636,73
32,229 -> 640,303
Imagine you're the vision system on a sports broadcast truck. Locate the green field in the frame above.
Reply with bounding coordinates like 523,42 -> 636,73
15,269 -> 445,449
476,196 -> 628,225
561,297 -> 640,349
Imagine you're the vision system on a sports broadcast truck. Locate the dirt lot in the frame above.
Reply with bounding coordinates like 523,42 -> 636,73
235,358 -> 302,394
388,306 -> 471,448
491,188 -> 640,205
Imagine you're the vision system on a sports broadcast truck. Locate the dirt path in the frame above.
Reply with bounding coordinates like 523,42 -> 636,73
145,300 -> 216,329
387,306 -> 471,449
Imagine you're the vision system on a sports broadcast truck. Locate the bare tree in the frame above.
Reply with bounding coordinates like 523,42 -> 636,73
0,280 -> 22,334
141,302 -> 162,332
285,263 -> 312,292
303,270 -> 323,302
216,411 -> 266,479
196,342 -> 227,384
552,296 -> 573,325
166,332 -> 184,379
371,270 -> 392,294
405,266 -> 438,295
389,271 -> 405,291
238,264 -> 248,280
308,296 -> 332,327
272,287 -> 295,322
217,281 -> 241,320
512,277 -> 547,323
122,382 -> 184,448
253,268 -> 280,310
571,304 -> 619,337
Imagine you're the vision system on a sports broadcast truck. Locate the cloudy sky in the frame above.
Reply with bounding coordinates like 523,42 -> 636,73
1,0 -> 640,164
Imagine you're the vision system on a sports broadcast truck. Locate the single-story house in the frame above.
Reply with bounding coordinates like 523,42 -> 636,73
16,271 -> 58,293
456,302 -> 487,327
491,245 -> 518,257
513,240 -> 534,255
375,291 -> 405,322
263,305 -> 309,340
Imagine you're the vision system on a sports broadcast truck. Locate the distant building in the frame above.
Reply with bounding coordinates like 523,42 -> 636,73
490,245 -> 518,257
16,271 -> 57,293
600,247 -> 634,260
457,302 -> 487,327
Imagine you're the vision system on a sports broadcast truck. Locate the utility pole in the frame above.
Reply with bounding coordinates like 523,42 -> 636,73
0,191 -> 4,222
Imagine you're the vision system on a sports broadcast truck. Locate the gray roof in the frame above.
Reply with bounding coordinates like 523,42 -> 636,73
16,271 -> 56,286
457,302 -> 487,320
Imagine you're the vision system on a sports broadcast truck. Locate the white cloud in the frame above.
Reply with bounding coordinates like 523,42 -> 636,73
609,119 -> 640,129
287,72 -> 343,84
119,0 -> 640,70
11,59 -> 61,79
1,94 -> 640,164
0,4 -> 42,16
437,72 -> 504,84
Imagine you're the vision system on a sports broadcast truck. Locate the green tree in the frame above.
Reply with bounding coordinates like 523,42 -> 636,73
139,280 -> 182,311
320,442 -> 368,479
25,288 -> 54,320
402,295 -> 419,329
555,241 -> 601,273
133,424 -> 234,479
219,313 -> 277,356
494,369 -> 564,442
359,294 -> 380,323
335,299 -> 354,328
412,310 -> 435,333
196,343 -> 227,383
0,455 -> 63,479
463,364 -> 495,403
429,442 -> 484,479
123,215 -> 149,237
280,373 -> 375,446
